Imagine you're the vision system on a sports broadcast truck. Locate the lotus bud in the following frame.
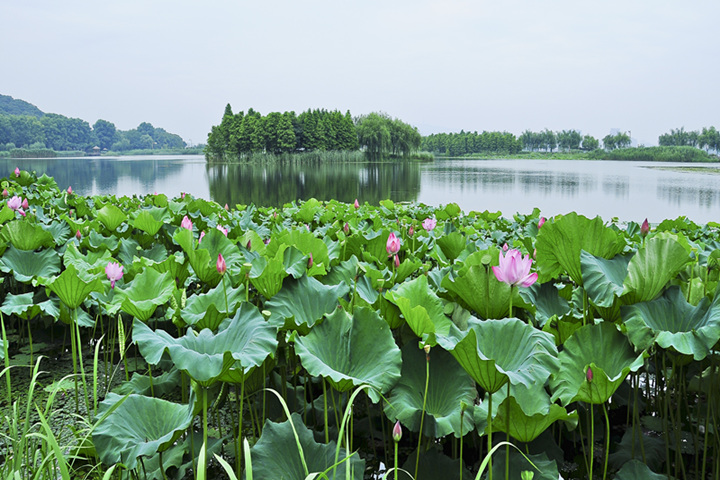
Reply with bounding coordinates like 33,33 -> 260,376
502,243 -> 509,252
199,231 -> 205,243
246,239 -> 252,250
217,225 -> 228,236
1,189 -> 7,198
423,344 -> 431,355
586,366 -> 593,383
538,217 -> 546,228
641,218 -> 649,237
392,420 -> 402,442
14,167 -> 20,177
408,225 -> 414,237
354,199 -> 359,209
308,252 -> 314,269
76,229 -> 81,240
344,222 -> 349,234
181,215 -> 192,230
217,253 -> 227,275
224,203 -> 229,211
394,254 -> 400,268
21,198 -> 28,209
264,238 -> 270,245
67,186 -> 73,195
18,209 -> 25,217
181,192 -> 186,199
386,232 -> 400,256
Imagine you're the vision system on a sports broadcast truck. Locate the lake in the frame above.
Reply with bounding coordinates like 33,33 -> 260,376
4,155 -> 720,223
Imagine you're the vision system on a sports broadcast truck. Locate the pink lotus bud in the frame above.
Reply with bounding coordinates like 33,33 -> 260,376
14,167 -> 20,177
641,218 -> 649,237
308,252 -> 314,269
217,253 -> 226,275
502,243 -> 509,252
67,186 -> 73,195
264,238 -> 270,245
181,215 -> 193,230
386,232 -> 401,256
224,203 -> 229,211
76,229 -> 82,240
354,199 -> 360,209
181,192 -> 186,199
343,222 -> 349,234
217,225 -> 228,236
18,209 -> 25,217
1,189 -> 7,198
246,240 -> 252,250
394,254 -> 400,268
586,367 -> 593,383
538,217 -> 546,228
408,225 -> 414,237
392,421 -> 402,442
199,231 -> 205,243
21,198 -> 28,210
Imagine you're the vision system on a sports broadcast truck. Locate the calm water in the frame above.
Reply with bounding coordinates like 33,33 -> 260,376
4,155 -> 720,223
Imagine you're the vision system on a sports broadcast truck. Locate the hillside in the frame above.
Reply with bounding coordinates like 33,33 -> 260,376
0,94 -> 44,117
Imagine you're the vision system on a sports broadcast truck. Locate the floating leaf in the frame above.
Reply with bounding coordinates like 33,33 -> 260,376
118,268 -> 174,322
385,275 -> 453,345
96,204 -> 127,231
0,246 -> 60,283
1,220 -> 55,251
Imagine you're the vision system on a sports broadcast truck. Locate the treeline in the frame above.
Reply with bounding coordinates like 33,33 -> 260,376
590,145 -> 714,163
422,129 -> 602,155
659,126 -> 720,153
205,107 -> 422,161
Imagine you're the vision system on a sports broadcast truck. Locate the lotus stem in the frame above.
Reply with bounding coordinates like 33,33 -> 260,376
237,378 -> 245,479
323,377 -> 329,443
70,308 -> 79,412
506,381 -> 511,480
488,392 -> 493,480
508,285 -> 513,319
602,402 -> 609,480
702,359 -> 714,480
222,274 -> 229,316
202,386 -> 208,479
394,439 -> 399,480
589,403 -> 594,480
415,346 -> 430,480
1,315 -> 11,410
159,451 -> 168,480
459,405 -> 464,480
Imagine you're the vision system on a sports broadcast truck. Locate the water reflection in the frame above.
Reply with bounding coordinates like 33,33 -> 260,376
207,160 -> 421,206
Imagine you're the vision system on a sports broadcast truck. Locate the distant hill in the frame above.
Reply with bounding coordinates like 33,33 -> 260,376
0,94 -> 44,117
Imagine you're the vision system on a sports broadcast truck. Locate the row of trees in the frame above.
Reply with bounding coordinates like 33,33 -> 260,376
659,126 -> 720,153
206,107 -> 422,160
422,131 -> 522,156
0,113 -> 185,152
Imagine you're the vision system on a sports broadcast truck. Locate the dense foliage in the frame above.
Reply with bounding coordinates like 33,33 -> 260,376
659,126 -> 720,153
2,170 -> 720,480
589,145 -> 716,162
0,94 -> 186,154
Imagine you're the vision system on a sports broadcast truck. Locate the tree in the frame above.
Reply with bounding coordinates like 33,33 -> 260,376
602,134 -> 616,151
93,119 -> 117,150
581,135 -> 599,150
356,113 -> 391,156
541,129 -> 557,152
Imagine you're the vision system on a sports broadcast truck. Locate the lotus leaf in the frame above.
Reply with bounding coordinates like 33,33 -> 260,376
249,251 -> 289,298
436,231 -> 467,261
490,451 -> 561,480
118,268 -> 174,321
86,230 -> 119,252
1,220 -> 55,251
535,212 -> 625,284
385,275 -> 453,345
550,322 -> 646,405
131,208 -> 166,236
271,228 -> 329,269
46,263 -> 103,310
384,342 -> 474,438
437,317 -> 559,394
293,306 -> 401,402
96,204 -> 127,231
266,274 -> 349,334
622,286 -> 720,360
92,393 -> 194,471
133,302 -> 277,386
249,412 -> 364,480
180,281 -> 245,330
118,237 -> 168,266
44,221 -> 71,245
0,246 -> 60,283
63,242 -> 114,280
613,459 -> 666,480
580,250 -> 631,308
398,446 -> 471,480
0,292 -> 43,319
174,227 -> 242,287
622,232 -> 692,303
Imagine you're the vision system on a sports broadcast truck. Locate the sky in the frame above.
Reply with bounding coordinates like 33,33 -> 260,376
1,1 -> 718,147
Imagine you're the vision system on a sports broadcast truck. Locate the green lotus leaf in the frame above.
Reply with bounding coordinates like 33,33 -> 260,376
113,368 -> 181,397
535,212 -> 626,284
86,230 -> 119,252
250,246 -> 290,299
46,263 -> 103,310
282,245 -> 310,279
622,232 -> 692,303
437,317 -> 559,394
580,251 -> 631,308
96,204 -> 127,231
518,281 -> 572,327
436,231 -> 467,262
1,220 -> 55,251
622,286 -> 720,360
118,268 -> 174,322
133,303 -> 277,386
549,322 -> 646,405
293,306 -> 401,402
399,446 -> 471,480
442,263 -> 513,320
266,275 -> 349,334
118,237 -> 168,266
92,393 -> 194,471
131,208 -> 168,236
44,221 -> 71,246
174,227 -> 242,287
491,382 -> 577,443
271,228 -> 330,270
180,281 -> 245,330
614,459 -> 666,480
144,253 -> 189,288
63,242 -> 114,280
385,275 -> 453,345
249,413 -> 364,480
0,246 -> 60,283
0,205 -> 15,225
384,342 -> 474,438
490,451 -> 561,480
1,292 -> 42,319
541,315 -> 583,346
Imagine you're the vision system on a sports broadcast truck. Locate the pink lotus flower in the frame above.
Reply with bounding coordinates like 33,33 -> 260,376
217,225 -> 228,236
14,167 -> 20,177
492,249 -> 538,288
392,420 -> 402,442
386,232 -> 401,256
641,218 -> 649,237
105,262 -> 124,289
422,217 -> 436,232
67,186 -> 73,195
538,217 -> 546,228
181,215 -> 193,230
21,198 -> 28,210
7,196 -> 21,211
354,199 -> 360,209
217,253 -> 226,275
1,189 -> 7,198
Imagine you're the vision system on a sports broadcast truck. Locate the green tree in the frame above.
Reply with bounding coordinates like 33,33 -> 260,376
356,113 -> 391,156
602,134 -> 616,151
581,135 -> 599,150
93,119 -> 117,150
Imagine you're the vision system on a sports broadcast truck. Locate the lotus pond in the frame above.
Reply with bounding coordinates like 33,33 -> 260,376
1,169 -> 720,480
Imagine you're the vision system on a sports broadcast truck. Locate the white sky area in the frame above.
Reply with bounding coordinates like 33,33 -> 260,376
1,1 -> 717,147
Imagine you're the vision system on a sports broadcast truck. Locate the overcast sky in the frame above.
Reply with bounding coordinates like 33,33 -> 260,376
1,1 -> 717,147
